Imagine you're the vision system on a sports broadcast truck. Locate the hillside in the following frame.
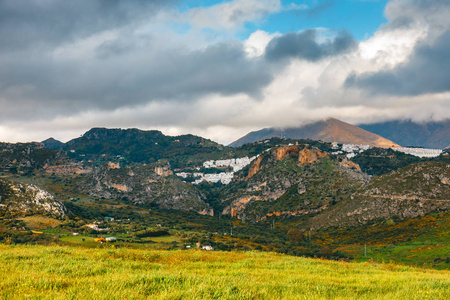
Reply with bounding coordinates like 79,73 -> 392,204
359,119 -> 450,149
230,118 -> 398,148
0,142 -> 61,175
310,161 -> 450,229
218,144 -> 368,221
351,147 -> 424,176
80,161 -> 213,214
0,179 -> 66,217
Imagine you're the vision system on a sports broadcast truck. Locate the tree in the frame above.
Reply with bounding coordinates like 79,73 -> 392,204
287,228 -> 304,243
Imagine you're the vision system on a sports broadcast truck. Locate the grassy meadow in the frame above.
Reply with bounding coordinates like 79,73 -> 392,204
1,244 -> 450,299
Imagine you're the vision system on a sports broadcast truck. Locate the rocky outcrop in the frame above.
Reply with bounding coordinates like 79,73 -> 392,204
106,183 -> 129,192
44,163 -> 89,176
0,179 -> 66,217
261,205 -> 328,220
298,148 -> 327,165
108,162 -> 120,169
276,146 -> 299,161
339,158 -> 361,171
223,196 -> 261,217
154,166 -> 173,177
198,208 -> 214,216
247,156 -> 263,179
272,145 -> 327,165
439,175 -> 450,185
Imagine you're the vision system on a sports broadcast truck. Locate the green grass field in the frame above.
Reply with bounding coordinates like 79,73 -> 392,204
1,244 -> 450,299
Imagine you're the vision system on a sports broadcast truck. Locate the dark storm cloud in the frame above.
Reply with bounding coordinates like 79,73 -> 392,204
0,41 -> 274,120
0,0 -> 177,51
346,30 -> 450,96
264,29 -> 357,62
0,0 -> 273,120
382,0 -> 450,31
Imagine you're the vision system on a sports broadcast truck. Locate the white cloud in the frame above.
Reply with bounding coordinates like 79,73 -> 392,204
244,30 -> 279,57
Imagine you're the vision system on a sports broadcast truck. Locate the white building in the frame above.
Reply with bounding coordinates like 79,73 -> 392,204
193,172 -> 234,185
85,224 -> 109,231
392,147 -> 442,158
202,156 -> 257,172
175,172 -> 191,178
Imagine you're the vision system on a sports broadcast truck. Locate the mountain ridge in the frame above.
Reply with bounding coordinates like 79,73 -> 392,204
230,118 -> 398,148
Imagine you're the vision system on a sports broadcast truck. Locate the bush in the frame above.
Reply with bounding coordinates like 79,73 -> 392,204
134,229 -> 169,238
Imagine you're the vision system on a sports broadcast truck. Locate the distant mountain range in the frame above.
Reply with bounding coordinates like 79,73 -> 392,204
359,119 -> 450,149
230,118 -> 398,148
42,118 -> 450,152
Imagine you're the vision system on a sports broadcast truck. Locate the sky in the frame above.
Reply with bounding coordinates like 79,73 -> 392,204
0,0 -> 449,145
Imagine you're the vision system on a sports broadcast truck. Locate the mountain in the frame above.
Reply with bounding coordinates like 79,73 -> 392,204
42,138 -> 64,150
230,118 -> 398,148
359,119 -> 450,149
63,128 -> 233,169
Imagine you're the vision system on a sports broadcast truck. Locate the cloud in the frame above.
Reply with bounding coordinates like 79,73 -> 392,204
0,0 -> 179,51
346,30 -> 450,95
346,0 -> 450,96
186,0 -> 282,31
0,40 -> 274,121
264,29 -> 357,62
